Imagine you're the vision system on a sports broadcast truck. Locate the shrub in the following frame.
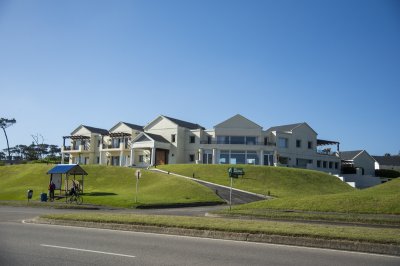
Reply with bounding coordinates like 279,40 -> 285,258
375,169 -> 400,179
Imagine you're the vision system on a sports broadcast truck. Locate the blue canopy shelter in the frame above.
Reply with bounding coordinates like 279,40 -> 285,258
47,164 -> 88,199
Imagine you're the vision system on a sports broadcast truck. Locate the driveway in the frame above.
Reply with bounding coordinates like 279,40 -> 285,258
151,169 -> 269,205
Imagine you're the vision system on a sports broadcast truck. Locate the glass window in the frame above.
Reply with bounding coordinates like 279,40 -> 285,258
329,162 -> 333,168
139,155 -> 144,163
190,136 -> 195,143
308,141 -> 313,149
246,151 -> 259,164
230,136 -> 245,144
230,150 -> 245,164
219,150 -> 229,164
246,136 -> 257,145
317,160 -> 321,168
171,134 -> 176,142
217,136 -> 229,144
189,154 -> 195,162
296,139 -> 301,148
278,137 -> 288,148
335,162 -> 339,169
323,161 -> 327,168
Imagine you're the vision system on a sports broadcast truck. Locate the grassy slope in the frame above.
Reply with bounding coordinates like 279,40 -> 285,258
0,164 -> 222,207
230,178 -> 400,214
157,164 -> 353,197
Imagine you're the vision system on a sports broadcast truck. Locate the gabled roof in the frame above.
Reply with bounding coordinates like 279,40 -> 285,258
47,164 -> 88,175
163,116 -> 205,130
339,150 -> 364,161
123,122 -> 144,131
373,155 -> 400,166
133,132 -> 170,144
214,114 -> 262,129
267,123 -> 303,132
145,133 -> 170,143
77,125 -> 109,135
110,122 -> 143,132
267,122 -> 317,135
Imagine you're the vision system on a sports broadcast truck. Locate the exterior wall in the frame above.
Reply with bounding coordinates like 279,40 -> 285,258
353,152 -> 376,176
145,117 -> 179,164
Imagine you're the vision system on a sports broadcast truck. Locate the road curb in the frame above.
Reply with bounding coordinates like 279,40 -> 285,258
30,218 -> 400,257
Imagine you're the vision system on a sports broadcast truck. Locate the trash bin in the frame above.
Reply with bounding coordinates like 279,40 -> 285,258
40,192 -> 48,202
27,190 -> 33,202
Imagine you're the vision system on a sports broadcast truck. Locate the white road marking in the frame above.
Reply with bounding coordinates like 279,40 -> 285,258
40,244 -> 136,258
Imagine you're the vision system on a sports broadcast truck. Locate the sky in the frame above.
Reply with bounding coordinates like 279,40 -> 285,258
0,0 -> 399,156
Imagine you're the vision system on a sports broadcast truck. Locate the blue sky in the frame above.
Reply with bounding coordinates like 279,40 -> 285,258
0,0 -> 399,155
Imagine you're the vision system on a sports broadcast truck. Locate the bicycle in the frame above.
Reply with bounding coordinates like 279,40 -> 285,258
67,192 -> 83,205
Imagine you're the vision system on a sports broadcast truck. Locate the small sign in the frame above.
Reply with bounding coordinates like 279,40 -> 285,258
135,170 -> 141,179
228,167 -> 244,178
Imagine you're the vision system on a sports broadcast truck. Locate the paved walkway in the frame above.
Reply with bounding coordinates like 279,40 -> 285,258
150,169 -> 270,205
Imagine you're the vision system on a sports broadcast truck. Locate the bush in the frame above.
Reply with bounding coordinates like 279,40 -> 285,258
375,169 -> 400,179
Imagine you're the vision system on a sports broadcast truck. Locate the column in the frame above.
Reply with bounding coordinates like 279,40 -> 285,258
120,150 -> 124,166
151,147 -> 156,166
130,148 -> 135,166
198,148 -> 203,163
260,150 -> 264,166
212,148 -> 217,164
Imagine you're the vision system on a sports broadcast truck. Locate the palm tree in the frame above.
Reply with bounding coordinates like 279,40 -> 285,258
0,118 -> 16,161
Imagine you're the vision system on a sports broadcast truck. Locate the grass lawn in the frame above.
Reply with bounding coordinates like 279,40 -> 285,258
157,164 -> 354,197
0,164 -> 223,208
223,178 -> 400,216
41,212 -> 400,245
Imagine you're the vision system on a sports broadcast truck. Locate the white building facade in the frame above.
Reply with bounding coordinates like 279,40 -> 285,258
61,114 -> 341,174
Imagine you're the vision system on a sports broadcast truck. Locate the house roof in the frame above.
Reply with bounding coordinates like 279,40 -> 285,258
339,150 -> 364,161
267,122 -> 316,134
373,155 -> 400,166
163,116 -> 205,130
47,164 -> 88,175
134,132 -> 170,144
81,125 -> 109,135
123,122 -> 143,131
145,133 -> 170,143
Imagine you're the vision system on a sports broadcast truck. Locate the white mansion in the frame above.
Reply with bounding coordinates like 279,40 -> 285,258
61,114 -> 341,174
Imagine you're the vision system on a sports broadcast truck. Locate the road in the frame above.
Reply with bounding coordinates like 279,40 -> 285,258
1,206 -> 399,266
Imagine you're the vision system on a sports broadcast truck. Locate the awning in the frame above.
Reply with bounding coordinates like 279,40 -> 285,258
47,164 -> 88,175
317,139 -> 339,146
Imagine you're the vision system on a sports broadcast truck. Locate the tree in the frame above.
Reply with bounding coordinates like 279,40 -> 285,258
0,118 -> 16,161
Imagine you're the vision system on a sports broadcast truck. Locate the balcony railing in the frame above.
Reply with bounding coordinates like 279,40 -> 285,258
200,140 -> 276,146
317,150 -> 338,156
102,143 -> 130,150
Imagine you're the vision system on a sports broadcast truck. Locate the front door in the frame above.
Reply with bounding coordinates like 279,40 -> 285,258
156,149 -> 168,165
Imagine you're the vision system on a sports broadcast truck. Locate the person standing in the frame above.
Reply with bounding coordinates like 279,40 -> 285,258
49,181 -> 55,201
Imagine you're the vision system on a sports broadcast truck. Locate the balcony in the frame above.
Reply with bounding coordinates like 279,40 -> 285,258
102,142 -> 130,150
200,140 -> 275,146
62,145 -> 90,152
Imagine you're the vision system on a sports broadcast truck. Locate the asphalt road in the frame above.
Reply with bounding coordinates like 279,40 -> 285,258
1,206 -> 399,266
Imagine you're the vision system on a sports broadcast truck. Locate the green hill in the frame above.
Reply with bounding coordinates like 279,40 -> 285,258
0,164 -> 223,208
230,178 -> 400,215
157,164 -> 354,197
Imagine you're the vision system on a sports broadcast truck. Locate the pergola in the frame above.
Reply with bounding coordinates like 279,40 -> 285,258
317,139 -> 340,152
47,164 -> 88,201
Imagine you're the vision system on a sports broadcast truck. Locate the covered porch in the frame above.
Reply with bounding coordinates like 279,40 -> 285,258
130,133 -> 171,167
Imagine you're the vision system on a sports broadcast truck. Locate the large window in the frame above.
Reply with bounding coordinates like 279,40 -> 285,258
246,137 -> 257,145
216,136 -> 258,145
219,150 -> 260,165
230,150 -> 245,164
278,137 -> 288,148
217,136 -> 229,144
189,136 -> 195,143
230,136 -> 245,144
